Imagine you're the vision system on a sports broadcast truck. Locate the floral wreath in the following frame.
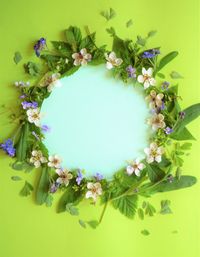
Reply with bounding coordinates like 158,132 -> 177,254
1,24 -> 200,230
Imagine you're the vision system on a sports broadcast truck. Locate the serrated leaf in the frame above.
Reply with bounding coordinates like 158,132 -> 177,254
20,181 -> 33,197
24,62 -> 41,77
80,32 -> 96,50
36,167 -> 50,205
160,200 -> 172,214
112,195 -> 138,219
146,163 -> 165,183
106,27 -> 116,37
87,220 -> 99,229
79,219 -> 86,228
141,229 -> 150,236
100,8 -> 116,21
14,51 -> 22,64
126,19 -> 133,28
11,176 -> 22,181
156,51 -> 178,73
65,26 -> 82,51
51,41 -> 71,56
170,71 -> 183,79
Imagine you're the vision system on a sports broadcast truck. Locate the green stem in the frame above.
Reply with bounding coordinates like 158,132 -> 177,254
98,200 -> 109,224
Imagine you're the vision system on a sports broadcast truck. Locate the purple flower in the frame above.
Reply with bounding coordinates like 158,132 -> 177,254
142,49 -> 160,58
0,138 -> 16,157
19,94 -> 27,99
164,127 -> 173,135
160,102 -> 165,110
76,169 -> 83,185
161,81 -> 170,90
34,38 -> 46,57
179,111 -> 185,119
21,101 -> 38,109
126,65 -> 136,78
41,125 -> 51,133
94,172 -> 103,181
50,181 -> 60,193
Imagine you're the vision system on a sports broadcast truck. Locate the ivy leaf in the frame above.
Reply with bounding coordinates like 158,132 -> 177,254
11,176 -> 22,181
45,194 -> 53,207
65,203 -> 79,216
147,30 -> 157,37
14,51 -> 22,64
112,195 -> 138,219
156,51 -> 178,73
146,163 -> 165,183
87,220 -> 99,229
137,208 -> 144,220
170,127 -> 196,141
170,71 -> 183,79
36,167 -> 50,205
106,27 -> 116,37
160,200 -> 172,214
57,186 -> 83,213
141,229 -> 150,236
65,26 -> 82,51
100,8 -> 116,21
126,19 -> 133,28
20,181 -> 33,197
79,219 -> 87,228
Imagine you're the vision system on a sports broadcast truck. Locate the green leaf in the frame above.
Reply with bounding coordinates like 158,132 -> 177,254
152,176 -> 197,193
137,208 -> 144,220
100,8 -> 116,21
112,195 -> 138,219
14,51 -> 22,64
10,161 -> 24,170
87,220 -> 99,229
90,45 -> 106,65
160,200 -> 172,214
65,26 -> 82,51
20,181 -> 33,197
61,66 -> 79,77
11,176 -> 22,181
51,41 -> 72,56
80,32 -> 96,50
157,73 -> 165,79
181,142 -> 192,150
24,62 -> 41,76
57,186 -> 83,213
170,71 -> 183,79
112,36 -> 131,62
16,123 -> 29,162
170,127 -> 196,141
141,229 -> 150,236
79,219 -> 87,228
126,19 -> 133,28
45,194 -> 53,207
147,30 -> 157,37
156,51 -> 178,73
143,201 -> 156,216
106,27 -> 116,37
173,104 -> 200,132
36,167 -> 50,205
146,164 -> 165,183
65,203 -> 79,216
136,35 -> 146,46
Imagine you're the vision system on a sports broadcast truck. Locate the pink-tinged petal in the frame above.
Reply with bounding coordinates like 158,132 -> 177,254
81,59 -> 88,65
85,191 -> 93,199
155,155 -> 162,163
80,48 -> 87,55
147,68 -> 153,76
134,168 -> 141,176
137,75 -> 144,83
138,163 -> 145,170
73,59 -> 81,66
84,53 -> 92,60
55,168 -> 62,175
106,62 -> 113,70
109,52 -> 116,61
72,53 -> 79,59
126,165 -> 134,175
56,177 -> 63,184
142,67 -> 147,75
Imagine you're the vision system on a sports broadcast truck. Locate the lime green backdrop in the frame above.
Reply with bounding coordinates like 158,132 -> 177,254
0,0 -> 199,257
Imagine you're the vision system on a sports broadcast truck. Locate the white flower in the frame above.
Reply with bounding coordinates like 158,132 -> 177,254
26,108 -> 41,127
105,52 -> 123,69
145,90 -> 164,109
47,73 -> 62,92
126,159 -> 145,176
30,150 -> 47,168
144,142 -> 164,163
85,182 -> 102,202
55,168 -> 73,186
72,48 -> 92,66
48,155 -> 62,168
148,113 -> 166,130
137,68 -> 156,89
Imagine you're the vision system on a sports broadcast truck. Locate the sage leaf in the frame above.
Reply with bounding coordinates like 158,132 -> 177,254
14,51 -> 22,64
156,51 -> 178,73
126,19 -> 133,28
141,229 -> 150,236
11,176 -> 22,181
87,220 -> 99,229
147,30 -> 157,37
36,166 -> 50,205
170,127 -> 196,141
170,71 -> 183,79
79,219 -> 87,228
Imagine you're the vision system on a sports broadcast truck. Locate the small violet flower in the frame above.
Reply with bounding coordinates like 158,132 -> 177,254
161,81 -> 170,90
41,125 -> 51,133
94,172 -> 104,181
21,101 -> 38,110
142,49 -> 160,58
126,65 -> 136,78
76,169 -> 83,185
164,127 -> 173,135
34,38 -> 46,57
19,94 -> 27,99
0,138 -> 16,157
50,181 -> 60,193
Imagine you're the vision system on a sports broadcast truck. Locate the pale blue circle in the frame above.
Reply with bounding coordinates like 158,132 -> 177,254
41,65 -> 150,178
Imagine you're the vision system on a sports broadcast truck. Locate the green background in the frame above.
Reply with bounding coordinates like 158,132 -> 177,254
0,0 -> 199,257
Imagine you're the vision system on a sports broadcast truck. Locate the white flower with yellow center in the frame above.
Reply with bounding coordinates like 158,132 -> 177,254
55,168 -> 73,186
105,52 -> 123,69
148,113 -> 166,130
144,143 -> 164,163
126,159 -> 145,176
48,155 -> 62,168
137,68 -> 156,89
85,182 -> 102,202
26,108 -> 41,127
47,73 -> 62,92
72,48 -> 92,66
30,150 -> 47,168
145,90 -> 164,109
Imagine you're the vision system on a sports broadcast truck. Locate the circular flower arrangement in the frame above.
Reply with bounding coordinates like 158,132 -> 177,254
1,25 -> 200,228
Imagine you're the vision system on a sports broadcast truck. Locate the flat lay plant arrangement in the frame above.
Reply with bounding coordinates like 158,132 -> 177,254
1,18 -> 200,229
